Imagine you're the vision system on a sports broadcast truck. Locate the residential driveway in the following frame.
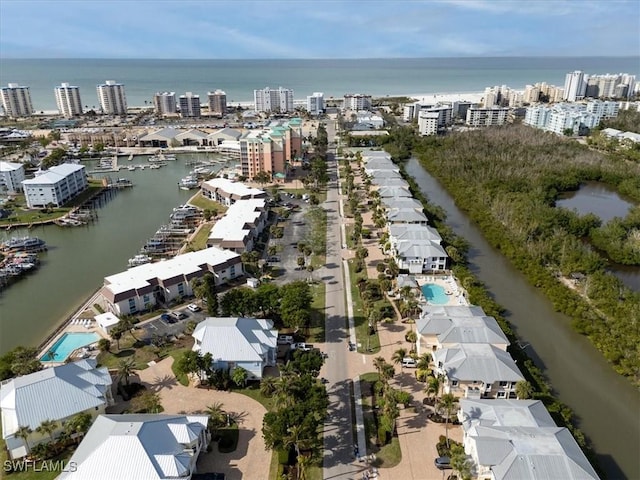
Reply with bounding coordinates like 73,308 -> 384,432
137,357 -> 270,480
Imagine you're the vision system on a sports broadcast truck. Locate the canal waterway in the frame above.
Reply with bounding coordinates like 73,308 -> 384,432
557,181 -> 640,291
0,153 -> 230,355
405,158 -> 640,480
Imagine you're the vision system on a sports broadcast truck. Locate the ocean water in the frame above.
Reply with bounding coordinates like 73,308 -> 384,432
1,57 -> 639,111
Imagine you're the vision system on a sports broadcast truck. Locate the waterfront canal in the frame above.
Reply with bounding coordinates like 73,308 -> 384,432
405,157 -> 640,480
0,154 -> 229,354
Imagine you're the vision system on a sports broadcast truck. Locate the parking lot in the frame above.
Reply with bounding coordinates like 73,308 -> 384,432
138,303 -> 207,340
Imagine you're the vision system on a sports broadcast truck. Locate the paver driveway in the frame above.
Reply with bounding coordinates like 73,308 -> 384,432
137,357 -> 270,480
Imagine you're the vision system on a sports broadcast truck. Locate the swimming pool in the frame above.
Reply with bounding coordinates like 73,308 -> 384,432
421,283 -> 450,305
40,332 -> 101,362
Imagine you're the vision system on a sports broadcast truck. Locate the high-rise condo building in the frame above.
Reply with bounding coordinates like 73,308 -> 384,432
179,92 -> 201,118
96,80 -> 127,115
1,83 -> 34,118
207,90 -> 227,117
153,92 -> 177,116
239,118 -> 302,179
563,71 -> 587,102
54,82 -> 83,118
307,92 -> 324,116
254,87 -> 294,113
343,94 -> 372,111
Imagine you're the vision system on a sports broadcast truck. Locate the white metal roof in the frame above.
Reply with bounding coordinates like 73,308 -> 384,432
208,199 -> 265,244
192,317 -> 277,363
0,359 -> 111,439
59,414 -> 208,480
22,163 -> 84,185
202,177 -> 265,197
459,399 -> 556,433
433,343 -> 523,384
0,161 -> 23,172
104,247 -> 240,295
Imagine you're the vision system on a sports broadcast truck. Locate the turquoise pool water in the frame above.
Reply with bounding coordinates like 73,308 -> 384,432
421,283 -> 450,305
40,332 -> 100,362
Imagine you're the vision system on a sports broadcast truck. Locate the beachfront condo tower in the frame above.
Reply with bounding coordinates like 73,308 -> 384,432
563,71 -> 587,102
153,91 -> 177,116
1,83 -> 34,118
54,82 -> 83,118
307,92 -> 324,116
179,92 -> 201,118
343,93 -> 372,112
254,87 -> 294,113
96,80 -> 127,115
207,89 -> 227,117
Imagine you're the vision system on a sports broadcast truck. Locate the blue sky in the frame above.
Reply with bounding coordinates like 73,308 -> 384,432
1,0 -> 639,58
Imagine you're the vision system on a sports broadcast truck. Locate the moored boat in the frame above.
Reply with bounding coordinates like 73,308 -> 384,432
2,236 -> 47,252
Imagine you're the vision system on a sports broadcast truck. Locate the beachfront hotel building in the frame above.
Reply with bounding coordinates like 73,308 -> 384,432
239,118 -> 302,180
307,92 -> 324,115
1,83 -> 34,118
22,163 -> 88,208
96,80 -> 127,115
179,92 -> 201,118
343,93 -> 372,111
254,87 -> 294,113
153,91 -> 177,116
207,89 -> 227,116
0,161 -> 25,193
54,82 -> 83,118
100,246 -> 243,316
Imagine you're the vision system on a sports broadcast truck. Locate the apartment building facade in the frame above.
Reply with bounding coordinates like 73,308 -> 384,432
343,93 -> 372,111
254,87 -> 294,113
1,83 -> 34,118
96,80 -> 127,115
465,106 -> 509,127
54,82 -> 83,118
22,163 -> 88,208
0,161 -> 25,193
207,89 -> 227,116
307,92 -> 324,115
153,91 -> 177,116
239,118 -> 302,179
179,92 -> 201,118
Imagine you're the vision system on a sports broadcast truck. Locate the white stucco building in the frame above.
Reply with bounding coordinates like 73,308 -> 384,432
55,82 -> 84,118
254,87 -> 294,113
22,163 -> 88,208
96,80 -> 127,115
1,83 -> 34,118
307,92 -> 324,115
0,161 -> 26,193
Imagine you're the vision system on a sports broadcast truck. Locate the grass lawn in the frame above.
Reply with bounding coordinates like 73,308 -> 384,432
347,260 -> 381,354
187,192 -> 227,214
359,372 -> 402,469
187,222 -> 213,251
345,224 -> 357,249
307,282 -> 326,343
235,383 -> 275,412
96,333 -> 193,373
217,423 -> 239,453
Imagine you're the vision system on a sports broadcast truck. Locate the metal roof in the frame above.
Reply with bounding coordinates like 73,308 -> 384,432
433,343 -> 523,383
0,359 -> 111,438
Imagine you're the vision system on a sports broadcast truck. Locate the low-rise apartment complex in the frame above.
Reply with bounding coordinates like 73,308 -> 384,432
22,163 -> 88,208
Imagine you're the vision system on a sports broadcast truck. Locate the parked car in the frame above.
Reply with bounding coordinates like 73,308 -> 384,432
277,334 -> 294,345
161,313 -> 175,324
401,357 -> 417,368
187,303 -> 201,312
174,311 -> 188,320
291,342 -> 313,351
434,456 -> 452,470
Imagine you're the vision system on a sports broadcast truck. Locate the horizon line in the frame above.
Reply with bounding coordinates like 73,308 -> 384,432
2,55 -> 640,61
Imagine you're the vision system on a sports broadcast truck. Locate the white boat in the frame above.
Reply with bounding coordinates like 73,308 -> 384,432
149,164 -> 161,169
179,175 -> 199,189
127,165 -> 136,171
128,254 -> 152,267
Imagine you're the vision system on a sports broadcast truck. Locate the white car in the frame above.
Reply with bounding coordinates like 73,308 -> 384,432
401,357 -> 417,368
277,334 -> 294,345
187,303 -> 201,312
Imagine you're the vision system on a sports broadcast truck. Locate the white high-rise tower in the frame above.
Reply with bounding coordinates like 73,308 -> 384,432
55,82 -> 83,118
563,71 -> 586,102
96,80 -> 127,115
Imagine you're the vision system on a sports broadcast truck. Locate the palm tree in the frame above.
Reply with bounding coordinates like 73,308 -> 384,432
416,353 -> 431,370
232,366 -> 249,388
297,454 -> 311,480
117,359 -> 135,387
404,330 -> 418,350
36,419 -> 58,445
15,426 -> 32,455
65,412 -> 92,444
260,376 -> 277,397
373,356 -> 386,375
438,393 -> 459,448
206,402 -> 227,437
391,348 -> 408,369
425,375 -> 441,403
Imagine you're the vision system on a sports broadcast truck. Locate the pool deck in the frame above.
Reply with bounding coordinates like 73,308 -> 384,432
415,274 -> 469,307
37,290 -> 109,366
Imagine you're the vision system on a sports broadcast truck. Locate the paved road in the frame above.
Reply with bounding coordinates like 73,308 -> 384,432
322,146 -> 361,479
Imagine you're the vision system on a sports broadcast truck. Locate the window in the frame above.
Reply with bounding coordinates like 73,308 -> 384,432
499,381 -> 509,387
496,391 -> 507,399
128,298 -> 137,313
451,380 -> 458,387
